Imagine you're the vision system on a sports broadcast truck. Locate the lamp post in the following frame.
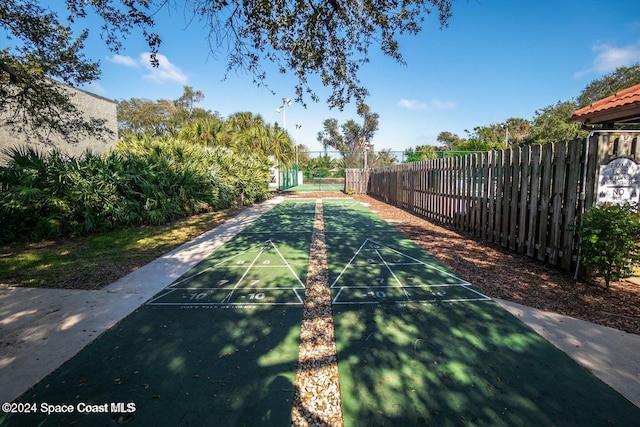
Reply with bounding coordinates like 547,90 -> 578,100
503,123 -> 509,147
364,143 -> 374,169
295,124 -> 302,165
275,97 -> 291,132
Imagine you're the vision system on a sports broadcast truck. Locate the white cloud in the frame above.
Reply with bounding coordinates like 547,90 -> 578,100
108,54 -> 140,68
398,98 -> 456,110
140,52 -> 188,84
399,99 -> 427,109
575,41 -> 640,78
108,52 -> 188,85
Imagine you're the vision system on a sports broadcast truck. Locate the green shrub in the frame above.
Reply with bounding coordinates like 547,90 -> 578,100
577,202 -> 640,288
0,138 -> 271,243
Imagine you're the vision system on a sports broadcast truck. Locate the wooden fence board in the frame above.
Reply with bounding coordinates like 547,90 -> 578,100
527,145 -> 541,258
537,144 -> 553,262
509,148 -> 520,251
549,141 -> 567,265
501,150 -> 510,247
487,151 -> 497,243
561,139 -> 582,270
494,151 -> 504,245
344,133 -> 640,274
481,152 -> 490,240
518,145 -> 531,255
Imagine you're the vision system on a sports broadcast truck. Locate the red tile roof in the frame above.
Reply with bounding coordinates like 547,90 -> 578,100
570,83 -> 640,125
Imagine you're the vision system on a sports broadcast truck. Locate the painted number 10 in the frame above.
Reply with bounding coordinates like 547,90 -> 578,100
367,291 -> 387,298
249,293 -> 265,300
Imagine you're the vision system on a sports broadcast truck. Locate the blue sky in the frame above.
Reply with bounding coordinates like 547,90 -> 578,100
49,1 -> 640,151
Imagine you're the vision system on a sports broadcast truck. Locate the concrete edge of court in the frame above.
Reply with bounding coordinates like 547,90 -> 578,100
0,197 -> 285,403
1,196 -> 639,411
496,298 -> 640,408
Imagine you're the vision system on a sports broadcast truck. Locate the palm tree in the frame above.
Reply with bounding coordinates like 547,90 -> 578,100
261,124 -> 294,166
178,117 -> 226,146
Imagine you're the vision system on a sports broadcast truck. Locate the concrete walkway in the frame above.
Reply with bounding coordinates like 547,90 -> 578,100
1,197 -> 639,410
496,298 -> 640,408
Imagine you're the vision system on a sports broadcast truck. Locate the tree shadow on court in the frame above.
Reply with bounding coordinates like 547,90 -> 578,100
4,303 -> 303,426
322,200 -> 640,426
4,202 -> 319,426
333,301 -> 640,427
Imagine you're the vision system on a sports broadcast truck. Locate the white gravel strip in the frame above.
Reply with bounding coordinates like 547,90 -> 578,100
291,199 -> 344,426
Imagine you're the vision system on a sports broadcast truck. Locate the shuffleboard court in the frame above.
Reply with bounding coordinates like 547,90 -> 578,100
3,200 -> 314,426
322,199 -> 640,426
324,200 -> 487,306
5,197 -> 640,426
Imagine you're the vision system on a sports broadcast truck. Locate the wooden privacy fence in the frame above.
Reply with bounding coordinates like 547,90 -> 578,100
345,169 -> 370,194
346,138 -> 603,272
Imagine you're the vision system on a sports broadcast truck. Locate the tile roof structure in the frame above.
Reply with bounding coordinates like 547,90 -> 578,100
570,83 -> 640,126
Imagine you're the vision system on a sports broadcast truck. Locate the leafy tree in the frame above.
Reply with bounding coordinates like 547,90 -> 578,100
317,104 -> 379,168
174,86 -> 205,117
437,131 -> 465,150
260,124 -> 295,166
177,116 -> 226,146
577,63 -> 640,107
187,0 -> 454,108
404,145 -> 440,162
458,126 -> 504,151
317,104 -> 379,152
370,149 -> 398,167
2,0 -> 454,142
526,101 -> 586,145
0,1 -> 109,142
117,86 -> 214,137
464,120 -> 531,148
294,144 -> 311,166
504,117 -> 532,145
303,155 -> 341,178
117,98 -> 178,136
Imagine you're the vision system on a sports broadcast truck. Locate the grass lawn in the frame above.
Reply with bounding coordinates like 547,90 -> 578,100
0,208 -> 238,290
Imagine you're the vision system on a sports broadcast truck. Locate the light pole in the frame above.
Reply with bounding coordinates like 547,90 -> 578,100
364,143 -> 374,169
295,124 -> 302,165
503,123 -> 509,147
275,97 -> 291,132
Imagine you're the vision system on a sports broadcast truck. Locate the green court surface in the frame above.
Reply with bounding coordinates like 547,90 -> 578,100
4,198 -> 640,426
281,182 -> 343,192
322,199 -> 640,426
2,200 -> 315,426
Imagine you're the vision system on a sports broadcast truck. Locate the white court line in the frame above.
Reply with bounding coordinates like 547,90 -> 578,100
366,239 -> 472,284
331,287 -> 345,304
375,248 -> 403,286
146,288 -> 179,305
169,239 -> 304,288
147,287 -> 305,306
271,240 -> 306,289
331,238 -> 472,290
460,283 -> 492,299
330,239 -> 369,288
331,284 -> 491,305
220,243 -> 263,303
292,288 -> 304,304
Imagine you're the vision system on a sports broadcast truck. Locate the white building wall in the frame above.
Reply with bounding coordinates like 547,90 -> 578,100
0,84 -> 118,163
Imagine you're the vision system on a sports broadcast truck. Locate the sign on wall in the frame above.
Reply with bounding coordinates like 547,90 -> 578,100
597,157 -> 640,205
